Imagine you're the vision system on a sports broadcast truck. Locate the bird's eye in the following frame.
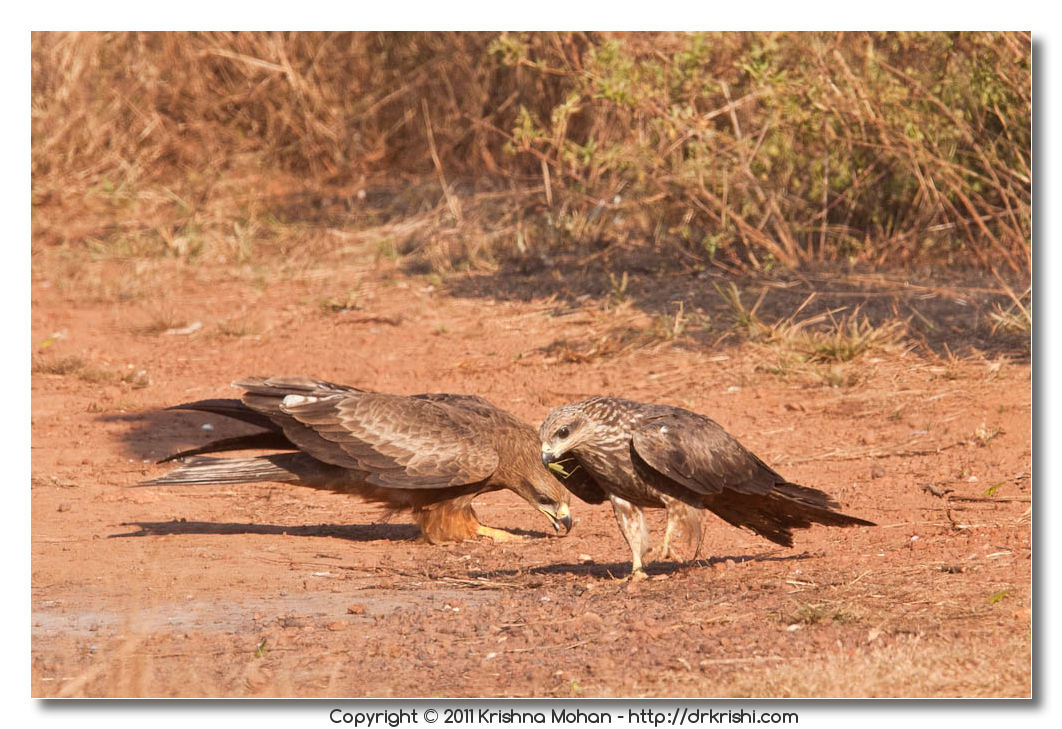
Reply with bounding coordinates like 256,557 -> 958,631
555,425 -> 570,440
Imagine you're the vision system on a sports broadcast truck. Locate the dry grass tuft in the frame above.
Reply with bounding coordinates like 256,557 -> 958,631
719,283 -> 906,383
725,633 -> 1029,697
32,355 -> 87,376
974,422 -> 1004,447
33,355 -> 150,389
790,314 -> 906,364
988,299 -> 1031,336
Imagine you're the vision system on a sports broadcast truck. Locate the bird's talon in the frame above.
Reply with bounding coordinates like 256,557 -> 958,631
475,526 -> 526,542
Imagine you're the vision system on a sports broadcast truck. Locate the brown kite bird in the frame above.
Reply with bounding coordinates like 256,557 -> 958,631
540,397 -> 873,579
143,376 -> 571,543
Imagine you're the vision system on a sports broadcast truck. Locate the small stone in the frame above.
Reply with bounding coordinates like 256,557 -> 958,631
346,604 -> 366,615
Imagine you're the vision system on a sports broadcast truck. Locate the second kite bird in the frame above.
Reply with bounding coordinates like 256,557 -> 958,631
540,397 -> 874,579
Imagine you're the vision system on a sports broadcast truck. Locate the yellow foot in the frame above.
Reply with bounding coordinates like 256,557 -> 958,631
647,545 -> 678,563
628,568 -> 648,583
475,525 -> 526,543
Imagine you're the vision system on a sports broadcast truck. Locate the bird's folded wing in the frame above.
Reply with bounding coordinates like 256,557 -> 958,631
631,411 -> 778,495
236,375 -> 366,402
237,378 -> 499,489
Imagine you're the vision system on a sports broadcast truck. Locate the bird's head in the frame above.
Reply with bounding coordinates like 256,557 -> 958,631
498,423 -> 572,535
538,403 -> 595,471
514,471 -> 572,535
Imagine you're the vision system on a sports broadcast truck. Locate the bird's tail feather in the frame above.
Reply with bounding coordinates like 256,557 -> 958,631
158,431 -> 295,463
710,483 -> 874,547
140,453 -> 311,487
167,398 -> 279,431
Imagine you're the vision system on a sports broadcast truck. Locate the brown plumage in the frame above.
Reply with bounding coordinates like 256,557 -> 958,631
142,376 -> 571,543
540,397 -> 873,578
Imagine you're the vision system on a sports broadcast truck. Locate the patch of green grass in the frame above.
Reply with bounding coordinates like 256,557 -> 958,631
988,589 -> 1011,604
983,482 -> 1005,497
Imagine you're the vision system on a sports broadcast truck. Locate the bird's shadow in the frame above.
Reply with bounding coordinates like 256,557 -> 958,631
110,519 -> 555,543
102,409 -> 261,463
473,550 -> 812,581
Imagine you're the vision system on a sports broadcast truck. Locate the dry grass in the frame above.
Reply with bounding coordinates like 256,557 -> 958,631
724,634 -> 1030,698
32,354 -> 150,388
716,282 -> 907,382
32,32 -> 1030,276
32,355 -> 87,376
35,620 -> 1029,698
988,300 -> 1032,336
792,315 -> 906,364
975,422 -> 1004,447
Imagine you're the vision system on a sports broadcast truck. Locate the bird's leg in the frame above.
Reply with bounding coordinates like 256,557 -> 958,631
416,499 -> 523,543
609,495 -> 649,581
651,498 -> 704,563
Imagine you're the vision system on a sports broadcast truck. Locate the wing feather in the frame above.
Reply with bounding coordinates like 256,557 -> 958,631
630,410 -> 780,496
246,385 -> 499,489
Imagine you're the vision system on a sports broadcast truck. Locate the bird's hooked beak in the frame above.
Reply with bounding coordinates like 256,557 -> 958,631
540,501 -> 572,535
542,444 -> 579,481
541,441 -> 563,469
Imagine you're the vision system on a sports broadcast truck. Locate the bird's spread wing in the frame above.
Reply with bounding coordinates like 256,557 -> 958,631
235,377 -> 499,489
630,410 -> 780,496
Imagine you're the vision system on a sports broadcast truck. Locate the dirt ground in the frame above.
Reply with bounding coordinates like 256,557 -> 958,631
30,250 -> 1031,698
